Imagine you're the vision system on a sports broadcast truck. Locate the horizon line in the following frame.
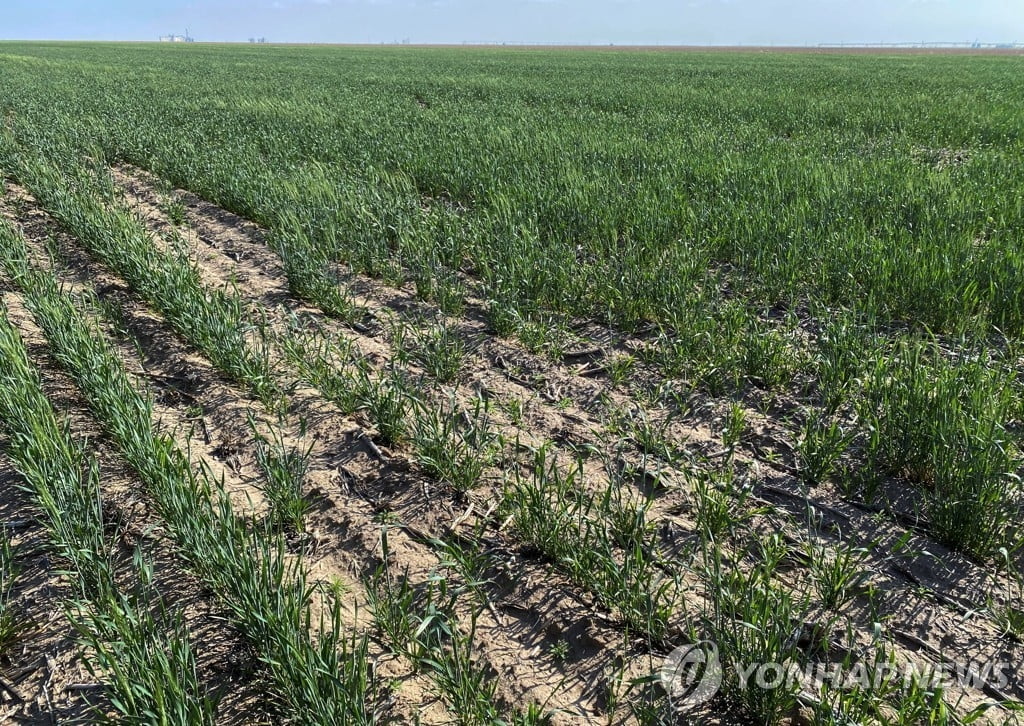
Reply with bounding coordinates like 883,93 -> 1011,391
1,39 -> 1023,53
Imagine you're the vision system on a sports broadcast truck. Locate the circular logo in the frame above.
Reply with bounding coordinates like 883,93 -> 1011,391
660,641 -> 723,711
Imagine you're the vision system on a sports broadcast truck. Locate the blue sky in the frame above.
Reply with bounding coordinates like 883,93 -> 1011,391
2,0 -> 1022,45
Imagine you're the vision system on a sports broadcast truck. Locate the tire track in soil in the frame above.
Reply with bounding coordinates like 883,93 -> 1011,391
103,168 -> 1024,721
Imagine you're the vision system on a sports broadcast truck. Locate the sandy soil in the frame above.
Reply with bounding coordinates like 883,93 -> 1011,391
0,168 -> 1020,723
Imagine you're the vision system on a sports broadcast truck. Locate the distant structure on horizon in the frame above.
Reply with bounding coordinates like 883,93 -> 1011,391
159,30 -> 194,43
248,37 -> 269,44
819,40 -> 1022,49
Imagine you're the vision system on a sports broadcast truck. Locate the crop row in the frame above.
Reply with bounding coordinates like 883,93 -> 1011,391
106,167 -> 1024,722
0,45 -> 1021,720
0,297 -> 213,723
1,138 -> 687,720
1,48 -> 1020,565
0,173 -> 561,722
0,218 -> 377,724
